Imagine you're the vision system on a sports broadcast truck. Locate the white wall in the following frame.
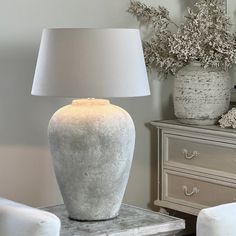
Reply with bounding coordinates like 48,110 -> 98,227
0,0 -> 235,209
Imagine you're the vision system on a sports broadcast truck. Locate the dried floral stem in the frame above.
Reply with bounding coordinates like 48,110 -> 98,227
128,0 -> 236,76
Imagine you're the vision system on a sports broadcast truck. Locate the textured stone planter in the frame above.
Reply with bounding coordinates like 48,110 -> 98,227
48,99 -> 135,221
174,62 -> 231,125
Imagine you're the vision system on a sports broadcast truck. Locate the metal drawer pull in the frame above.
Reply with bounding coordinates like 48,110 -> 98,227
182,185 -> 200,196
182,149 -> 199,160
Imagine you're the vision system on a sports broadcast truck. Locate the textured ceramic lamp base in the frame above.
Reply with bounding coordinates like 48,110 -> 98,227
48,99 -> 135,221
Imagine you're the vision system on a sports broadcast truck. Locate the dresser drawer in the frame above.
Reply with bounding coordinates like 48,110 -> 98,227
163,170 -> 236,209
163,133 -> 236,175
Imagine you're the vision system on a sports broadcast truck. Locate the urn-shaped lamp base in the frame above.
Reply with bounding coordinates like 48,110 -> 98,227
48,99 -> 135,221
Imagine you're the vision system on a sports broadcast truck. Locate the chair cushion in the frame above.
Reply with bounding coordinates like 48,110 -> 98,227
197,202 -> 236,236
0,198 -> 60,236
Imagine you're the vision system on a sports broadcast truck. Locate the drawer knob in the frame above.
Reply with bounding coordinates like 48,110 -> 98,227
182,149 -> 199,160
182,185 -> 200,196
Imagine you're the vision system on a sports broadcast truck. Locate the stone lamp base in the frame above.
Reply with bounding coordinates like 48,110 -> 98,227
48,99 -> 135,221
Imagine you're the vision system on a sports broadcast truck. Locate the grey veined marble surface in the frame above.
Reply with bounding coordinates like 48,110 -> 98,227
43,204 -> 185,236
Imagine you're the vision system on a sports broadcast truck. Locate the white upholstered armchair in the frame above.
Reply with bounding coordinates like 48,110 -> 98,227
0,198 -> 60,236
197,202 -> 236,236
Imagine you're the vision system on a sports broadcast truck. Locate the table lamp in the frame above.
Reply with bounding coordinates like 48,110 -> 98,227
32,28 -> 150,221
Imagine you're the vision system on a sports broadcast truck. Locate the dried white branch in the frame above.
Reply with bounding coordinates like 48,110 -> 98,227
128,0 -> 236,76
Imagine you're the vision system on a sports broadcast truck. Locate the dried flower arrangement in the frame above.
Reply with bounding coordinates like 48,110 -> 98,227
128,0 -> 236,76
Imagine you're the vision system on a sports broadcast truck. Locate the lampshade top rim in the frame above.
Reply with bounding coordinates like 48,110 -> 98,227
43,28 -> 140,31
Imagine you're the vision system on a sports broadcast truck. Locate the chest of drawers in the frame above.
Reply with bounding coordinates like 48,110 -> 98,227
151,120 -> 236,215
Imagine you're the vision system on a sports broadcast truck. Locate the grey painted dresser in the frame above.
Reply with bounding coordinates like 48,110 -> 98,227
151,120 -> 236,215
44,204 -> 185,235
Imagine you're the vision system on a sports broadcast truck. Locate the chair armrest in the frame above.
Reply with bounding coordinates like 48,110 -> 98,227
0,198 -> 61,236
197,202 -> 236,236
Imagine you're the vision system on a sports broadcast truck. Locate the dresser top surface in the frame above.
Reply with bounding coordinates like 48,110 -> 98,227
43,204 -> 184,236
151,120 -> 236,136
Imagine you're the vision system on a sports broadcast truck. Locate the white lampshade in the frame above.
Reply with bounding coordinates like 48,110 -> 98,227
32,28 -> 150,98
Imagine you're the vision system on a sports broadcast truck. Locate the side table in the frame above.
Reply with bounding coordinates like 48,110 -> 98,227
43,204 -> 185,236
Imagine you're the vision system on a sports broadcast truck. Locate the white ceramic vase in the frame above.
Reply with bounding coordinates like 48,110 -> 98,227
48,99 -> 135,221
174,62 -> 231,125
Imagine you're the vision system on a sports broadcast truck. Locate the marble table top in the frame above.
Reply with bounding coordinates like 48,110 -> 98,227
43,204 -> 185,236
